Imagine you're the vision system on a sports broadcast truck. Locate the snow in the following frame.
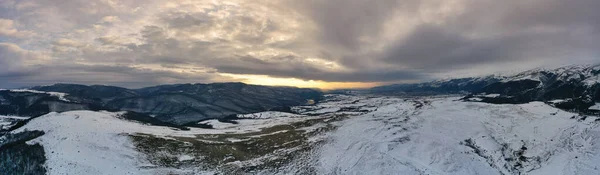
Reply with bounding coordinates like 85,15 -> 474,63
236,111 -> 303,119
483,94 -> 501,98
504,68 -> 545,84
468,97 -> 483,101
0,115 -> 30,120
298,106 -> 341,115
12,111 -> 160,175
0,115 -> 29,130
198,115 -> 320,133
8,94 -> 600,174
248,130 -> 289,138
583,75 -> 600,86
11,110 -> 322,174
3,89 -> 70,102
589,103 -> 600,110
495,64 -> 600,89
225,138 -> 250,143
312,96 -> 600,175
177,155 -> 195,161
549,99 -> 566,103
297,123 -> 326,133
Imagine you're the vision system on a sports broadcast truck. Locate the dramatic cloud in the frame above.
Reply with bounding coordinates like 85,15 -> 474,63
0,0 -> 599,89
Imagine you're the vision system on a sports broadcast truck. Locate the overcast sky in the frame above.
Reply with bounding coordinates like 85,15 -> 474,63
1,0 -> 599,89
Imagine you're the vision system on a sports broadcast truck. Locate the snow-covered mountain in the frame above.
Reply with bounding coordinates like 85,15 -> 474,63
3,95 -> 600,174
0,83 -> 323,124
369,75 -> 502,95
3,65 -> 600,174
477,65 -> 600,107
371,64 -> 600,113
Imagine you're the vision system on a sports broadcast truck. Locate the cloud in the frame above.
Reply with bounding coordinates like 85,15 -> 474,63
210,54 -> 424,82
99,16 -> 121,23
0,61 -> 231,89
95,36 -> 132,45
289,0 -> 404,52
287,0 -> 600,74
53,38 -> 83,47
26,64 -> 222,88
1,0 -> 600,89
216,64 -> 423,82
0,43 -> 40,79
0,18 -> 35,38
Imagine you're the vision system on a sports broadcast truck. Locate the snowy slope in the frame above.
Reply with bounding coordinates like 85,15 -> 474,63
12,111 -> 168,175
312,96 -> 600,175
7,94 -> 600,174
10,110 -> 325,174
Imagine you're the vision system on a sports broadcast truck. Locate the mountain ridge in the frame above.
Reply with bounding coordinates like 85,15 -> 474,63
368,64 -> 600,113
0,82 -> 323,124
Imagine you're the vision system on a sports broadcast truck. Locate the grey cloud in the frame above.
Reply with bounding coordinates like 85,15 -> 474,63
1,63 -> 222,89
461,0 -> 600,33
4,0 -> 600,88
388,0 -> 600,71
212,55 -> 424,82
0,43 -> 37,78
13,0 -> 143,31
293,0 -> 600,75
291,0 -> 403,51
141,26 -> 169,42
380,25 -> 533,70
95,36 -> 126,45
76,0 -> 600,83
162,12 -> 212,28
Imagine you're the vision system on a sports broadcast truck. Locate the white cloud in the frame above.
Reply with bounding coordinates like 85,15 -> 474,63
0,18 -> 36,38
53,38 -> 83,47
99,15 -> 121,23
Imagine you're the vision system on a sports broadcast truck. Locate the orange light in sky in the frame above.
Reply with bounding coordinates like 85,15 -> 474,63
221,73 -> 380,90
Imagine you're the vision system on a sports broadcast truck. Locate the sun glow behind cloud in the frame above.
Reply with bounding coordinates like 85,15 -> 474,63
221,73 -> 380,90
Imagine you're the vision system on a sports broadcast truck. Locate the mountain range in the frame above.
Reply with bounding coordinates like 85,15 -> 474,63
3,64 -> 600,174
0,83 -> 323,125
368,64 -> 600,113
2,64 -> 599,125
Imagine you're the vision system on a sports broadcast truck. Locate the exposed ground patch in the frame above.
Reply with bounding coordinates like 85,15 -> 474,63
130,114 -> 347,174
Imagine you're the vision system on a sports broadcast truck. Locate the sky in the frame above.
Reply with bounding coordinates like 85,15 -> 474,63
0,0 -> 599,89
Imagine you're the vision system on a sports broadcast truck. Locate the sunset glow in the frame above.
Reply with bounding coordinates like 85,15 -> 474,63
221,74 -> 380,90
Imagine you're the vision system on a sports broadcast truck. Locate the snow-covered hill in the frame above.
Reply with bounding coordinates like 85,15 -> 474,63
312,96 -> 600,175
3,94 -> 600,174
4,110 -> 328,174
